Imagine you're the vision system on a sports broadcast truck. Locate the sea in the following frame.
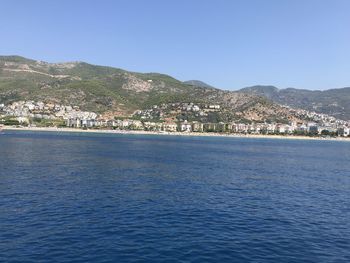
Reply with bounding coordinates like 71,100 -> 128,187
0,131 -> 349,262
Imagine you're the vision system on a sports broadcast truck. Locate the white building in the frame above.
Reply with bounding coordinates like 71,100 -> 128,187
338,127 -> 350,137
179,121 -> 192,132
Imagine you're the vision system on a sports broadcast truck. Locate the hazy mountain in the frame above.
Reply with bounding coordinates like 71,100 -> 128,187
183,80 -> 214,89
240,85 -> 350,120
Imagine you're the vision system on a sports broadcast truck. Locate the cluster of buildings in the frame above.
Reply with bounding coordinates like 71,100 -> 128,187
130,102 -> 350,136
65,118 -> 350,137
286,106 -> 347,127
1,100 -> 349,137
133,103 -> 221,120
66,118 -> 144,130
174,121 -> 350,136
0,101 -> 96,124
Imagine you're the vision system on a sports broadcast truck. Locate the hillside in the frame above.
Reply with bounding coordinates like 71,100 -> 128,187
183,80 -> 214,89
0,55 -> 328,124
240,85 -> 350,120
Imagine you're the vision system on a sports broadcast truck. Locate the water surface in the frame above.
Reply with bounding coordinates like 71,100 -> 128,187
1,131 -> 350,262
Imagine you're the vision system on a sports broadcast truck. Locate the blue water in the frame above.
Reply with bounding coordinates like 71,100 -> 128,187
0,131 -> 350,262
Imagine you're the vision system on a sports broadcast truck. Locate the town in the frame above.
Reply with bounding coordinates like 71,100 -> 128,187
1,100 -> 349,137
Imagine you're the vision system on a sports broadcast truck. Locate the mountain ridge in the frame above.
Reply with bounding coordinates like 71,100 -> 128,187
239,85 -> 350,120
183,80 -> 215,89
1,55 -> 349,123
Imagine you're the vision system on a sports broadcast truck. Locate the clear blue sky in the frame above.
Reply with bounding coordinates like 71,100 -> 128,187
1,0 -> 349,90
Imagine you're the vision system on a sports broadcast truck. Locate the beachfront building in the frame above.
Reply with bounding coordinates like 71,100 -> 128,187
162,122 -> 177,132
203,123 -> 217,132
308,125 -> 319,135
130,120 -> 143,130
66,118 -> 98,128
66,118 -> 82,128
247,123 -> 261,134
230,123 -> 248,133
192,121 -> 203,132
338,127 -> 350,137
143,121 -> 162,131
275,124 -> 287,134
179,121 -> 192,132
295,124 -> 308,133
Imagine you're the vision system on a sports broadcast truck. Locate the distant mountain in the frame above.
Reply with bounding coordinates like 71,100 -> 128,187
183,80 -> 214,89
0,55 -> 335,123
240,85 -> 350,120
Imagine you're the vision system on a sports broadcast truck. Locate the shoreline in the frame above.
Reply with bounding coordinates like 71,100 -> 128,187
2,126 -> 350,142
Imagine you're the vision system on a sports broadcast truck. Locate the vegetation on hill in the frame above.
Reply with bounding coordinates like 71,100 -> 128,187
240,85 -> 350,120
1,55 -> 344,123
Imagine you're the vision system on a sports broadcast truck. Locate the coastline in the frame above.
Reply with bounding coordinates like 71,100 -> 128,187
2,126 -> 350,142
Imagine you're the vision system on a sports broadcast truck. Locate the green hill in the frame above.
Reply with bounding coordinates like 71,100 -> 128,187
0,55 -> 326,123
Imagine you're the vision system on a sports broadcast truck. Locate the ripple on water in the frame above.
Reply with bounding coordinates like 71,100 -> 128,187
0,132 -> 350,262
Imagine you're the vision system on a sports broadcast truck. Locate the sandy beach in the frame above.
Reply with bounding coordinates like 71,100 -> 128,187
2,126 -> 350,142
